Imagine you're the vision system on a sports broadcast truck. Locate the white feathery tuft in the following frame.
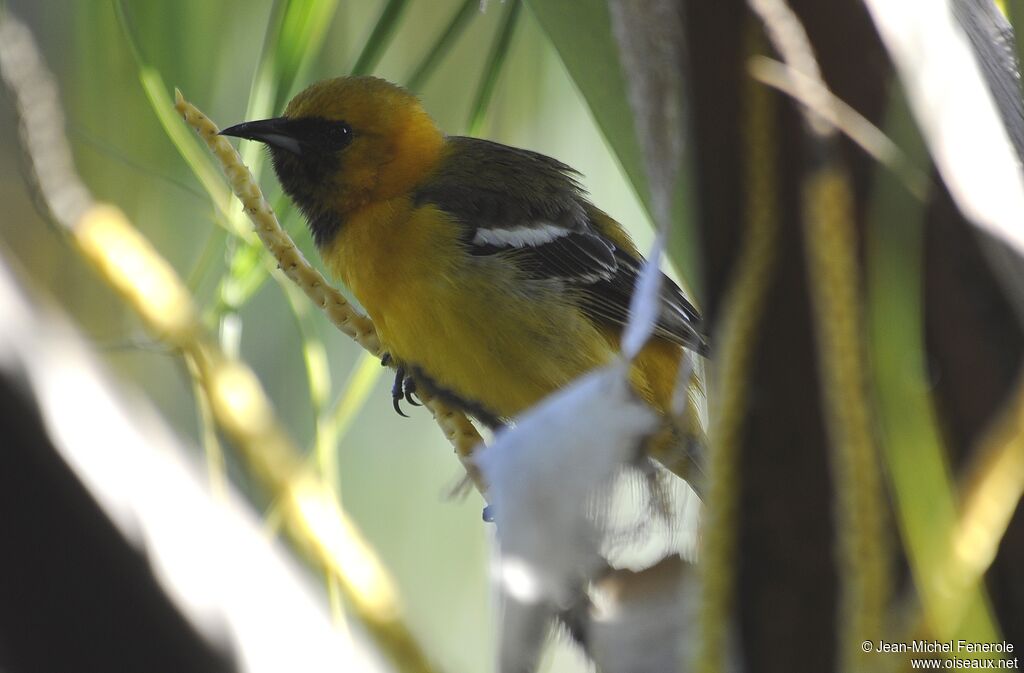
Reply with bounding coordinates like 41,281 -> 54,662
475,362 -> 659,673
621,230 -> 667,360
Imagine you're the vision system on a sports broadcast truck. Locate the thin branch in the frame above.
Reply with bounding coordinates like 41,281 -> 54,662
748,56 -> 928,199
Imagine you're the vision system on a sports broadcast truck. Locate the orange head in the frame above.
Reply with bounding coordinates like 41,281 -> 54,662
221,76 -> 445,245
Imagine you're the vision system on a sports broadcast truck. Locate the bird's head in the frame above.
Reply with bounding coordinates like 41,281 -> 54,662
220,76 -> 444,246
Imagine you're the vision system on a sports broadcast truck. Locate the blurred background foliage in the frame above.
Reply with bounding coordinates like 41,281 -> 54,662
0,1 -> 673,671
4,1 -> 1024,671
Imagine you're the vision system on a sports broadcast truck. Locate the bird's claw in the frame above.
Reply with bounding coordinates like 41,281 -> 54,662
386,357 -> 422,416
391,366 -> 410,417
403,376 -> 422,407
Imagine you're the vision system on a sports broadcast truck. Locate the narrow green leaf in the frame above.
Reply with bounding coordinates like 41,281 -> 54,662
143,76 -> 238,224
350,0 -> 410,76
866,85 -> 1001,641
185,220 -> 227,293
406,0 -> 477,92
71,124 -> 209,201
283,281 -> 332,414
220,243 -> 271,309
243,0 -> 339,174
270,0 -> 339,111
316,350 -> 383,492
114,1 -> 239,228
220,0 -> 339,329
525,0 -> 698,294
526,0 -> 647,213
467,0 -> 522,135
186,354 -> 229,500
213,195 -> 302,312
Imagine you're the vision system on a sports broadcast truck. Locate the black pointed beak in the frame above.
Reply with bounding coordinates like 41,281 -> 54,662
219,117 -> 303,155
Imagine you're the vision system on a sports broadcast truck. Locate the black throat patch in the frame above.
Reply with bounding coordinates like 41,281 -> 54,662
268,146 -> 345,247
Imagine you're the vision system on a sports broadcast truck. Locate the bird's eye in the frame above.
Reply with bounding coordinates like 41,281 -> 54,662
324,121 -> 353,151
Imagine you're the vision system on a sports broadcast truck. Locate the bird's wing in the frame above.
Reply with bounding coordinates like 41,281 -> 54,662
413,136 -> 708,354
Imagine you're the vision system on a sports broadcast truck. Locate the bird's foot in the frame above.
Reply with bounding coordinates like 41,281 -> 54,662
389,365 -> 421,418
403,375 -> 422,407
391,366 -> 408,417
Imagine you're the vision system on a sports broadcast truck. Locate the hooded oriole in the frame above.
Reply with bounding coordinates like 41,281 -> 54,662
221,76 -> 707,436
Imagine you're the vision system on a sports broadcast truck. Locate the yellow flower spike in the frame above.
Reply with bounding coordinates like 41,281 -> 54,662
74,204 -> 197,343
943,381 -> 1024,631
207,358 -> 275,440
286,476 -> 399,619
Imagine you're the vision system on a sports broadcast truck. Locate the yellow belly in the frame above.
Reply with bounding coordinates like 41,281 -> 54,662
321,197 -> 681,421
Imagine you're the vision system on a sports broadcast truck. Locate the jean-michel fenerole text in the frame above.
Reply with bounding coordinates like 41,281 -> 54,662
873,640 -> 1015,654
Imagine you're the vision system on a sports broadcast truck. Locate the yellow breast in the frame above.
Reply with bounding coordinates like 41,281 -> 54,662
321,198 -> 621,419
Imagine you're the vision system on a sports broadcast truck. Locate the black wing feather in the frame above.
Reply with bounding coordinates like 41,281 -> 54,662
413,136 -> 708,354
507,232 -> 617,282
